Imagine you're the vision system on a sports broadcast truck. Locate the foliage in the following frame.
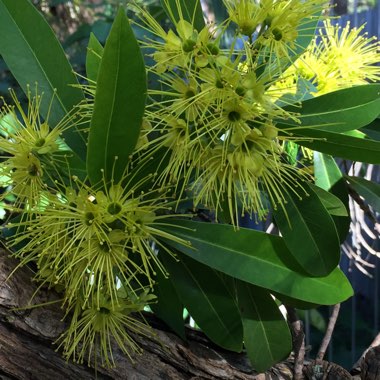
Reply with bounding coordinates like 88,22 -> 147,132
0,0 -> 379,372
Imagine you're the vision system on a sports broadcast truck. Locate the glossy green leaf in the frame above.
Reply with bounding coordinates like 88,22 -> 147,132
86,33 -> 104,83
151,269 -> 186,340
283,84 -> 380,133
292,13 -> 321,57
271,292 -> 319,310
314,153 -> 342,190
309,184 -> 347,217
161,0 -> 205,31
273,183 -> 340,276
123,148 -> 169,193
362,118 -> 380,141
237,283 -> 292,372
159,220 -> 353,305
87,8 -> 146,186
346,176 -> 380,214
313,153 -> 350,243
289,128 -> 380,164
161,250 -> 243,352
276,78 -> 316,108
344,129 -> 367,139
0,0 -> 86,159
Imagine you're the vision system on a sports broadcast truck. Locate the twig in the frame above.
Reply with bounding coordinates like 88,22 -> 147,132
348,184 -> 379,227
316,304 -> 341,362
285,306 -> 305,380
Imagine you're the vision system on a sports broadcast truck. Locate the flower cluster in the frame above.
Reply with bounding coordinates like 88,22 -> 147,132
1,0 -> 380,369
0,86 -> 78,209
132,0 -> 380,224
133,0 -> 331,224
296,20 -> 380,94
0,88 -> 189,365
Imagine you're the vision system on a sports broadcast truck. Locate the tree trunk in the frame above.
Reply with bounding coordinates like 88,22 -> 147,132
1,250 -> 371,380
0,250 -> 297,380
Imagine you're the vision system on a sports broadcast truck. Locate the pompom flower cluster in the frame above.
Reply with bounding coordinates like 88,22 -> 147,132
0,0 -> 379,368
0,88 -> 188,366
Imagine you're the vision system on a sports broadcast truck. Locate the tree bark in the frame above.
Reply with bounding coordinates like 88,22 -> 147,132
1,250 -> 366,380
0,251 -> 297,380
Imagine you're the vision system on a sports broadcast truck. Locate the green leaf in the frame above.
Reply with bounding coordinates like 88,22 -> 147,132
161,0 -> 205,31
346,176 -> 380,214
87,8 -> 146,186
0,0 -> 86,159
237,283 -> 292,372
282,84 -> 380,133
159,220 -> 353,305
271,292 -> 319,310
314,153 -> 342,191
151,269 -> 186,340
288,129 -> 380,164
362,118 -> 380,141
292,13 -> 321,57
276,78 -> 317,108
313,153 -> 350,243
123,148 -> 170,193
273,183 -> 341,277
344,129 -> 367,139
309,184 -> 347,216
161,250 -> 243,352
86,33 -> 104,83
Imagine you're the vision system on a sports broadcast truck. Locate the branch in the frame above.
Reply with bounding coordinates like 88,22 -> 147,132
316,304 -> 340,362
0,251 -> 296,380
285,306 -> 305,380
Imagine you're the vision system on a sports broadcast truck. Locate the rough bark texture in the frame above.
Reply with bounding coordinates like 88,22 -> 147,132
0,251 -> 297,380
1,250 -> 378,380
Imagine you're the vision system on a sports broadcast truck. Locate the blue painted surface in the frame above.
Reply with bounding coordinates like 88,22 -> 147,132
332,2 -> 380,38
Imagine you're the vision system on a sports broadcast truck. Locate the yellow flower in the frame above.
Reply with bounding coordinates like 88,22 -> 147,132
0,86 -> 81,209
297,20 -> 380,94
132,2 -> 215,73
58,291 -> 154,367
191,124 -> 307,224
0,87 -> 76,155
0,151 -> 46,208
255,0 -> 329,64
224,0 -> 266,36
4,173 -> 190,309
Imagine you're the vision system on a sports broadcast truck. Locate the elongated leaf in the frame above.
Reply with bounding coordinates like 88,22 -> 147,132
314,153 -> 350,243
86,33 -> 104,83
0,0 -> 86,159
273,183 -> 340,276
314,153 -> 342,191
159,220 -> 353,305
87,8 -> 146,185
362,118 -> 380,141
289,128 -> 380,164
309,184 -> 347,216
237,282 -> 292,372
283,84 -> 380,133
151,269 -> 185,340
271,292 -> 319,310
161,0 -> 205,31
346,176 -> 380,214
292,13 -> 321,57
161,250 -> 243,352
